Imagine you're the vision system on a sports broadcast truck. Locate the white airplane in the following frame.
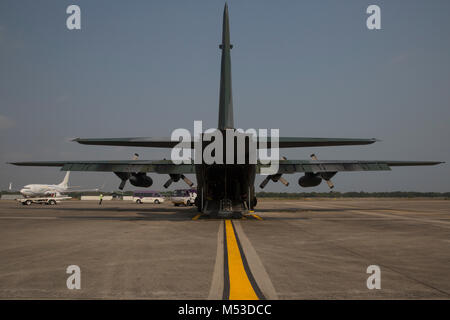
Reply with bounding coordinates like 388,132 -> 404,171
20,172 -> 100,197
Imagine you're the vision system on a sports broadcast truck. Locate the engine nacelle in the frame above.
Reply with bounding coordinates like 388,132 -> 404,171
129,173 -> 153,188
298,173 -> 322,188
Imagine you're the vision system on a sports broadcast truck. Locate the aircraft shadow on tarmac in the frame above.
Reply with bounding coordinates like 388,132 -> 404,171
16,205 -> 396,222
19,206 -> 199,221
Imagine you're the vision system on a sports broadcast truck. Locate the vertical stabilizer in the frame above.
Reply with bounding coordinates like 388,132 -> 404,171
59,171 -> 70,188
218,3 -> 234,129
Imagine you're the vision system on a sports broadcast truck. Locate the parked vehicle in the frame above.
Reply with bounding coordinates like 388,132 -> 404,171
16,196 -> 71,205
133,191 -> 165,204
171,189 -> 197,206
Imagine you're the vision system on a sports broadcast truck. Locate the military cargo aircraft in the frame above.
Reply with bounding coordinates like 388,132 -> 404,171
10,4 -> 443,215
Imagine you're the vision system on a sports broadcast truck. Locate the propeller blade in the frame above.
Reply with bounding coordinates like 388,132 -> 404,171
118,179 -> 127,190
163,178 -> 173,189
325,180 -> 334,189
181,175 -> 194,187
259,176 -> 271,189
279,177 -> 289,186
311,153 -> 335,189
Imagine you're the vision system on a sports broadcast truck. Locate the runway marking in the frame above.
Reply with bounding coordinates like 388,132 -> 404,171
285,220 -> 450,297
298,203 -> 450,228
223,220 -> 264,300
192,214 -> 261,221
0,216 -> 58,220
351,210 -> 450,228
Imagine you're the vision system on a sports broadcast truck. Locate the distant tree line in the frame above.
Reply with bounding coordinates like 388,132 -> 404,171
0,190 -> 176,199
1,190 -> 449,199
255,191 -> 450,199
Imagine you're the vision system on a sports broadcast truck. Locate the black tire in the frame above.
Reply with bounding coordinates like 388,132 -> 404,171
174,203 -> 179,207
136,199 -> 142,204
252,197 -> 257,208
48,200 -> 56,205
186,200 -> 190,206
25,200 -> 32,206
154,199 -> 160,204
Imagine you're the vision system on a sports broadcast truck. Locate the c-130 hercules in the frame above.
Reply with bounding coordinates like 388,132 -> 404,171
10,4 -> 443,216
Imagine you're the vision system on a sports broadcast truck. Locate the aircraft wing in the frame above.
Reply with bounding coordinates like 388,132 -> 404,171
73,137 -> 182,148
72,137 -> 377,148
258,160 -> 444,174
276,137 -> 377,148
9,160 -> 196,174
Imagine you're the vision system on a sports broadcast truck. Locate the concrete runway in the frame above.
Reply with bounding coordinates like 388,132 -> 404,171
0,198 -> 449,299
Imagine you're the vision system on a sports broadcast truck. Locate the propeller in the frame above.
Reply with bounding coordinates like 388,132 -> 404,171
163,174 -> 194,189
310,153 -> 335,189
259,157 -> 289,189
114,153 -> 141,190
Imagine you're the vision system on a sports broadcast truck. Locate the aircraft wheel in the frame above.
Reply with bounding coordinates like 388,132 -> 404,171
252,197 -> 257,208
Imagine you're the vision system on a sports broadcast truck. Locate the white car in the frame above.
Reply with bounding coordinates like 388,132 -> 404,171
133,191 -> 165,204
172,189 -> 197,206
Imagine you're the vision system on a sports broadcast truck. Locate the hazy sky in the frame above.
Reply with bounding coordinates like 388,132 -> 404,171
1,0 -> 449,192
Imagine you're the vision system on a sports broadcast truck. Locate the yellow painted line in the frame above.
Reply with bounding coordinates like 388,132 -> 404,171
251,214 -> 263,221
225,220 -> 259,300
192,214 -> 202,221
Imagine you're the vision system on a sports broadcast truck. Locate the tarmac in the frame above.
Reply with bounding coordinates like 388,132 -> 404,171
0,198 -> 449,299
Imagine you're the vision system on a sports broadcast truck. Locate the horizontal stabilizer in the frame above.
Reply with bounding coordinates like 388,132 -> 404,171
72,136 -> 377,149
73,137 -> 182,148
275,137 -> 378,148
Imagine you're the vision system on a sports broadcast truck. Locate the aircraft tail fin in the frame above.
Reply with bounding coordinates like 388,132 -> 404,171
218,3 -> 234,130
59,171 -> 70,188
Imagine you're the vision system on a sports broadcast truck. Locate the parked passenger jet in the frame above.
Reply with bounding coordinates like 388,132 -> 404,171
19,172 -> 99,197
10,4 -> 443,215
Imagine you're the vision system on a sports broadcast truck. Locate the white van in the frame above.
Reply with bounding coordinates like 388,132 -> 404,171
171,189 -> 197,206
133,191 -> 165,204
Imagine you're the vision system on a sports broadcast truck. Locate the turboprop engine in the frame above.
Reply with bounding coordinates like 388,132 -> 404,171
298,173 -> 322,188
129,173 -> 153,188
